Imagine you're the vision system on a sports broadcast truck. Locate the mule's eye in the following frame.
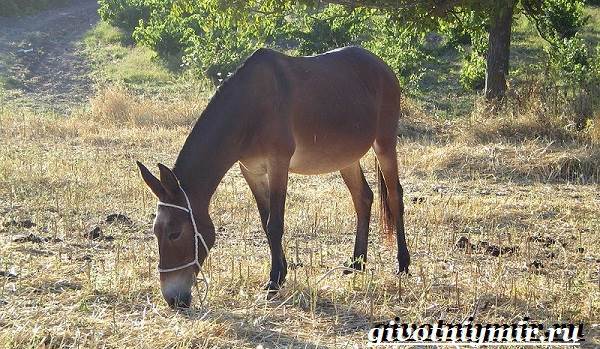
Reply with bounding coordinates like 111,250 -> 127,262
168,231 -> 181,240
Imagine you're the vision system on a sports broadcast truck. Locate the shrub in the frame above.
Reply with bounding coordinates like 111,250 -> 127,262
129,0 -> 285,81
438,9 -> 488,51
286,5 -> 370,55
438,10 -> 488,92
524,0 -> 587,43
94,0 -> 429,89
547,36 -> 591,85
361,12 -> 429,90
460,51 -> 486,91
181,1 -> 283,81
98,0 -> 167,33
133,13 -> 188,59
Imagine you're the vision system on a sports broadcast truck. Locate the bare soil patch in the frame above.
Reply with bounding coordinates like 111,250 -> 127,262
0,0 -> 98,110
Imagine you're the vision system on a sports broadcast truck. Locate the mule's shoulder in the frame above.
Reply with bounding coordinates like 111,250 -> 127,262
244,47 -> 289,77
248,47 -> 286,62
242,48 -> 290,75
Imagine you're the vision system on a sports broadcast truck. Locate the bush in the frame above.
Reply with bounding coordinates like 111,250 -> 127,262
127,0 -> 285,81
94,0 -> 430,88
526,0 -> 597,118
133,13 -> 188,59
438,10 -> 488,51
524,0 -> 587,43
460,51 -> 486,91
547,36 -> 591,85
285,5 -> 370,55
98,0 -> 167,33
438,10 -> 489,92
181,1 -> 283,81
365,16 -> 429,89
95,0 -> 594,98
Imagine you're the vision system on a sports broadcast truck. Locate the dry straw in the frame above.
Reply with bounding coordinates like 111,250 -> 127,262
0,88 -> 598,348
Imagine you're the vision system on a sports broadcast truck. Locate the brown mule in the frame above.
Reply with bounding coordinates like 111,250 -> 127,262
137,46 -> 409,308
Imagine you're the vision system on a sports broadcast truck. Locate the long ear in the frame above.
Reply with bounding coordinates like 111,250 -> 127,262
157,163 -> 180,195
136,161 -> 166,198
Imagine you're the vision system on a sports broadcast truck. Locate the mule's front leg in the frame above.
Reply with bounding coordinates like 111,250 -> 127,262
264,158 -> 290,298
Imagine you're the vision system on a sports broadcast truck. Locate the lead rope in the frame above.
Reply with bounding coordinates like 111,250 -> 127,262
157,182 -> 210,305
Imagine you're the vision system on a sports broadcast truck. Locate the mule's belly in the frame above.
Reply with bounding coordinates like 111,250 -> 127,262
271,50 -> 383,175
288,115 -> 376,175
289,144 -> 371,174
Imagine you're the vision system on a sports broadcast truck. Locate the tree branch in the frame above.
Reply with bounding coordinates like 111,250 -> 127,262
313,0 -> 466,16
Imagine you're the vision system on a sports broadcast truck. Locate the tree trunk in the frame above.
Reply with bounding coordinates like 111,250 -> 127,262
485,0 -> 515,100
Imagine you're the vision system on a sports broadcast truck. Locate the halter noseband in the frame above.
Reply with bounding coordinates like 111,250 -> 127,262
156,183 -> 210,273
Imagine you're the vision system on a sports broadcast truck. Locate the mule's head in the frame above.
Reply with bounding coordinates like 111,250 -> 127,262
136,161 -> 210,309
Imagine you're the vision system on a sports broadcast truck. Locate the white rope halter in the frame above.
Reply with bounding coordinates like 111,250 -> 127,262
157,182 -> 210,303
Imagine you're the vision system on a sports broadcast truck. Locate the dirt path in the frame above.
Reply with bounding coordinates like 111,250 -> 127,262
0,0 -> 99,111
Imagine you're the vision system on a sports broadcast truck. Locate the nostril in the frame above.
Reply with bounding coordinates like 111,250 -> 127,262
167,297 -> 176,308
168,293 -> 192,309
179,293 -> 192,308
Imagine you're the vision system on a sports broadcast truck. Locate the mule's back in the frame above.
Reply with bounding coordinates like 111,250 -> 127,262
275,46 -> 401,174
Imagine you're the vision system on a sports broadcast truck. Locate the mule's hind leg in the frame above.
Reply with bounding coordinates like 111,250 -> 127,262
373,139 -> 410,274
340,161 -> 373,273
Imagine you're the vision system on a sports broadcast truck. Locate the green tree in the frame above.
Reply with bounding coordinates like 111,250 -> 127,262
99,0 -> 591,100
293,0 -> 588,100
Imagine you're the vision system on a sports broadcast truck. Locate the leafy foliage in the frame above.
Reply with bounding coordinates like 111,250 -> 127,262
287,5 -> 369,54
459,50 -> 486,90
365,14 -> 429,88
520,0 -> 598,87
98,0 -> 164,33
97,0 -> 596,98
547,35 -> 590,84
176,1 -> 284,81
439,9 -> 489,91
524,0 -> 587,43
98,0 -> 431,87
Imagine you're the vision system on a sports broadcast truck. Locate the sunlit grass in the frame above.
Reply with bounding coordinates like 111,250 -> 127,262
0,95 -> 598,347
83,23 -> 187,93
0,12 -> 599,348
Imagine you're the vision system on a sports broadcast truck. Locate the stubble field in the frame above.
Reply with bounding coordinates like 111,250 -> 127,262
1,3 -> 599,347
0,90 -> 598,347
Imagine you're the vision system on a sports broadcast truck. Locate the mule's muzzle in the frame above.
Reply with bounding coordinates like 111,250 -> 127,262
165,291 -> 192,309
160,265 -> 197,309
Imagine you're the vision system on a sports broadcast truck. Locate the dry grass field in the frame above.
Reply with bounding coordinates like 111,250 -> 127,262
0,85 -> 599,347
2,5 -> 600,347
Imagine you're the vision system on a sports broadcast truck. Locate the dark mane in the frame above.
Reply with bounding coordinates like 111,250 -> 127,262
173,48 -> 277,174
199,48 -> 274,119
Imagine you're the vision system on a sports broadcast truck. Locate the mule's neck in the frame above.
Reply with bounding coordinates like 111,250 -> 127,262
172,90 -> 247,214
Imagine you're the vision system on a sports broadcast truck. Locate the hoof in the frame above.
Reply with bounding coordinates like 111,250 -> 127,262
264,281 -> 281,300
396,253 -> 410,275
342,260 -> 365,275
